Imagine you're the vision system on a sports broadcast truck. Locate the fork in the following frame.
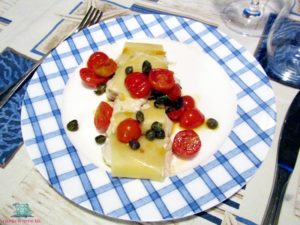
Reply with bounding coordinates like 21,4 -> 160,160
0,6 -> 103,109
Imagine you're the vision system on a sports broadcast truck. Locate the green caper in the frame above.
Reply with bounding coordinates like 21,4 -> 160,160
158,96 -> 172,106
94,84 -> 106,95
129,140 -> 140,150
125,66 -> 133,75
154,100 -> 165,109
95,135 -> 106,144
142,60 -> 152,74
155,129 -> 165,139
172,97 -> 183,109
67,120 -> 79,131
151,121 -> 163,132
145,130 -> 156,141
136,111 -> 144,123
148,90 -> 164,100
206,118 -> 219,129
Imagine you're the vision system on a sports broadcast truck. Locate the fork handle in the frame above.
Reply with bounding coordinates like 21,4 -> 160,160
0,59 -> 43,108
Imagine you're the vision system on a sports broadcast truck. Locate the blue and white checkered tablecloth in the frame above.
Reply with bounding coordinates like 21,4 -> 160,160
21,14 -> 276,222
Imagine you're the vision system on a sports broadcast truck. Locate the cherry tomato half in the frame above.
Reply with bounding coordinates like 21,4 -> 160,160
87,52 -> 117,78
80,67 -> 109,88
116,118 -> 142,143
94,58 -> 117,78
179,108 -> 205,129
182,95 -> 195,110
166,83 -> 182,101
87,52 -> 109,70
149,68 -> 175,93
125,72 -> 152,98
94,101 -> 113,133
172,130 -> 201,159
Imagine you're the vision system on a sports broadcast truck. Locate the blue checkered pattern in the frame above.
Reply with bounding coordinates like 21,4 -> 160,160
21,14 -> 276,222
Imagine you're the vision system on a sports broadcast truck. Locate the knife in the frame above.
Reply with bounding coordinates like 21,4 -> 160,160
262,91 -> 300,225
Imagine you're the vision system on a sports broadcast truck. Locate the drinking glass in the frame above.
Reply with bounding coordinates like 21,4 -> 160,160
266,0 -> 300,88
222,0 -> 276,37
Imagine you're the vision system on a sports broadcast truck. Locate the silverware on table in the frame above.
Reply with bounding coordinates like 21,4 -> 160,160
0,6 -> 103,109
262,91 -> 300,225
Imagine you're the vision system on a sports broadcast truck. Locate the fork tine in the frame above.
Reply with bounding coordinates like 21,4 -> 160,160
95,11 -> 103,24
77,6 -> 93,31
87,10 -> 102,27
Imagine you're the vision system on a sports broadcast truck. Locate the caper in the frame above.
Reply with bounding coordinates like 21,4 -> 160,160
165,106 -> 175,114
159,96 -> 172,106
136,111 -> 144,123
129,140 -> 140,150
154,100 -> 165,109
155,129 -> 165,139
94,84 -> 106,95
95,135 -> 106,144
67,120 -> 79,131
142,60 -> 152,74
151,121 -> 163,132
148,90 -> 164,100
172,97 -> 183,109
145,130 -> 156,141
206,118 -> 219,129
125,66 -> 133,75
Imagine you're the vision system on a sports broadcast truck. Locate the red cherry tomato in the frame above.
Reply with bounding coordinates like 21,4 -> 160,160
94,101 -> 113,133
125,72 -> 152,98
172,130 -> 201,159
87,52 -> 109,70
149,68 -> 175,93
80,67 -> 109,88
166,83 -> 182,101
87,52 -> 117,78
94,58 -> 117,78
179,108 -> 205,129
182,95 -> 195,110
166,106 -> 185,122
116,118 -> 142,143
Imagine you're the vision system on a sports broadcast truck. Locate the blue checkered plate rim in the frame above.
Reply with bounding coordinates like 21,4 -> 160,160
21,14 -> 276,222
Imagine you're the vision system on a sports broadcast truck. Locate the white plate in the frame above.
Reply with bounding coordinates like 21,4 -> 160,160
61,38 -> 237,175
21,14 -> 276,222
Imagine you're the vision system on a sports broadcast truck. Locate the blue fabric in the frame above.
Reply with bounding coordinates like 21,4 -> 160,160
0,48 -> 35,166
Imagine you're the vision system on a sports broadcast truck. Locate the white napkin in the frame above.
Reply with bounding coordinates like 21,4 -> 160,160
0,0 -> 130,60
133,0 -> 222,27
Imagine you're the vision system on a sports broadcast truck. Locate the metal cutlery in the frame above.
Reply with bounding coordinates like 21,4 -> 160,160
0,6 -> 103,109
262,91 -> 300,225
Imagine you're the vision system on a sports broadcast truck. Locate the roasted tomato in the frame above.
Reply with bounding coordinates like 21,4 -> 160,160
182,95 -> 195,110
116,118 -> 142,143
172,130 -> 201,159
149,68 -> 175,93
166,83 -> 182,101
179,108 -> 205,129
87,52 -> 117,77
80,68 -> 109,88
94,101 -> 113,133
125,72 -> 152,98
